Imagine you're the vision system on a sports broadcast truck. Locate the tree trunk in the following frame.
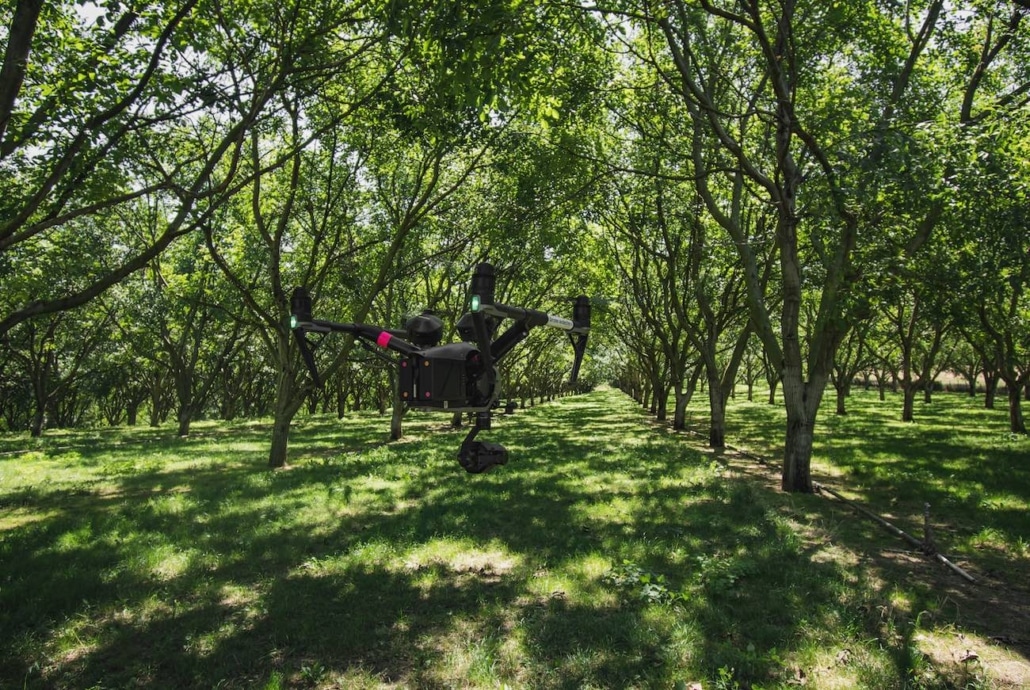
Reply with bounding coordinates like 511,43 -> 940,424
673,367 -> 701,431
902,384 -> 916,422
221,395 -> 237,421
387,368 -> 403,440
770,143 -> 813,485
268,370 -> 304,469
335,378 -> 347,418
29,364 -> 48,437
656,385 -> 668,421
149,374 -> 170,426
1007,383 -> 1026,434
984,371 -> 998,409
28,360 -> 49,434
390,400 -> 404,440
835,382 -> 847,415
177,409 -> 192,437
782,408 -> 815,492
30,405 -> 44,437
780,374 -> 822,493
767,378 -> 778,405
923,380 -> 933,404
174,368 -> 194,436
268,410 -> 292,470
673,388 -> 688,430
707,377 -> 726,448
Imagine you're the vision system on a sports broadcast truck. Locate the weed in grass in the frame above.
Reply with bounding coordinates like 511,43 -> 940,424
602,560 -> 687,605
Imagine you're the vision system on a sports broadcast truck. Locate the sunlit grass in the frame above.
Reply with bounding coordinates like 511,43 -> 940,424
1,389 -> 1028,688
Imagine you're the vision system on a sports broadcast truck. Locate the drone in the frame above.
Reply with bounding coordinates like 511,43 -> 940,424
290,262 -> 591,473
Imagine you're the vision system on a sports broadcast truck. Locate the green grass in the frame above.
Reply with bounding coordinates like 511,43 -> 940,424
722,388 -> 1030,575
1,388 -> 1028,689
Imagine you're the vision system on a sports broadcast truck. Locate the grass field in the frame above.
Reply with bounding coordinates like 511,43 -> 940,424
1,387 -> 1028,689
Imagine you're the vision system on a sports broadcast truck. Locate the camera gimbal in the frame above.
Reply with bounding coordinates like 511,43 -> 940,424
290,263 -> 590,473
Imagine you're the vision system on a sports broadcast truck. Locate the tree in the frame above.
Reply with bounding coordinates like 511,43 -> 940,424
1,308 -> 109,435
876,256 -> 954,422
610,0 -> 1030,490
0,0 -> 297,335
949,123 -> 1030,433
640,0 -> 861,490
948,337 -> 985,397
830,325 -> 870,417
108,239 -> 245,436
604,199 -> 689,424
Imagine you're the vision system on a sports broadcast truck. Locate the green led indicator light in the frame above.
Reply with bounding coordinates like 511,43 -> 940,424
290,315 -> 298,329
470,294 -> 481,312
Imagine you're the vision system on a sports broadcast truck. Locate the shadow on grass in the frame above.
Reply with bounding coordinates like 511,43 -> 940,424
2,390 -> 1018,688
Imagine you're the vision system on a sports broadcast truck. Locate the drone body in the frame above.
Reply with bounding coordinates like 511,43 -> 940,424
290,263 -> 590,473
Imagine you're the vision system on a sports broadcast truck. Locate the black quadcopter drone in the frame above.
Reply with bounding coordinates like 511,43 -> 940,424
290,262 -> 590,473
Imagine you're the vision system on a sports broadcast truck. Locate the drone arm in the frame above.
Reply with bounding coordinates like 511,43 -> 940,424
468,310 -> 495,370
475,295 -> 591,382
476,302 -> 564,330
290,287 -> 421,387
291,318 -> 421,387
490,322 -> 530,362
305,319 -> 419,356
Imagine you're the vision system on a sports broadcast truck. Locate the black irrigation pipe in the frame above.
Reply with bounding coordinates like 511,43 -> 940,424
813,482 -> 977,584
